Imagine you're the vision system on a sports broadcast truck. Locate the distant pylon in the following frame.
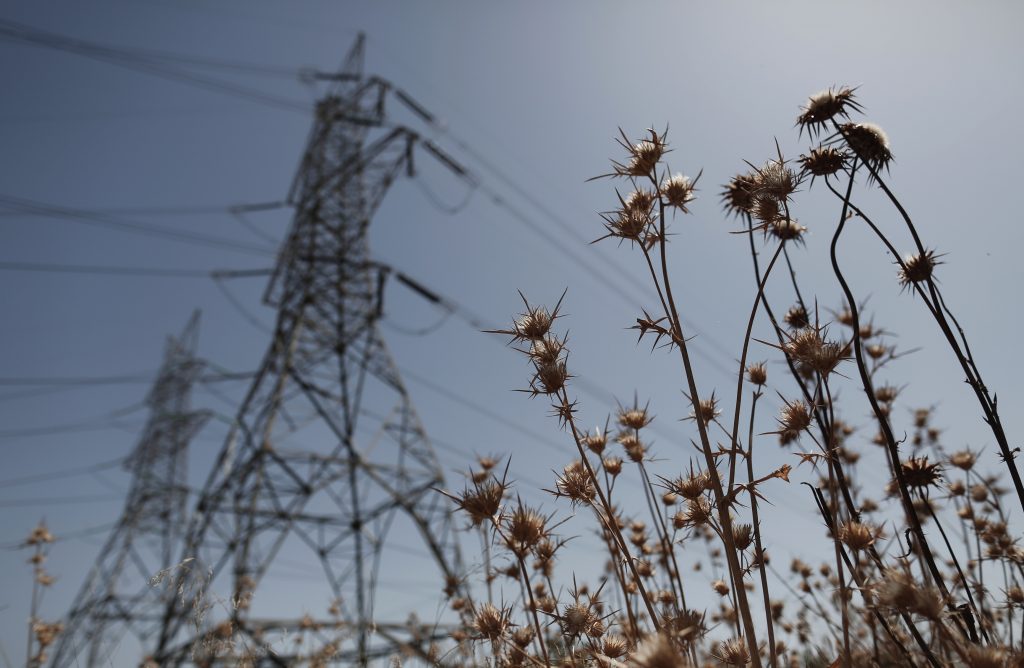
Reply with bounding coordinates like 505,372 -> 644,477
49,312 -> 209,668
153,35 -> 462,666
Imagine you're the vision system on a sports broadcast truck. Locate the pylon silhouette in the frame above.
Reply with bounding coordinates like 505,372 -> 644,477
50,312 -> 209,667
150,35 -> 463,667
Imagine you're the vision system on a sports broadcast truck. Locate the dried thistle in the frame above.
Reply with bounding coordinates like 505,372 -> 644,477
797,86 -> 862,137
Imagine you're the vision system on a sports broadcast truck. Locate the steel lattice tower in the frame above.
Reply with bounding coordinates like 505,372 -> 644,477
151,36 -> 462,667
50,312 -> 210,668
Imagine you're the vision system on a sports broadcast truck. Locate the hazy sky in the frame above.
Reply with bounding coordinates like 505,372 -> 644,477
1,1 -> 1023,663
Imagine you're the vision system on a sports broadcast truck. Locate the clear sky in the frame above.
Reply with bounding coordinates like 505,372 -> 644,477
1,1 -> 1022,664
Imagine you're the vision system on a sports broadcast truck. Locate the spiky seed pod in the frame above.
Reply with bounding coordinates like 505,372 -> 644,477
769,217 -> 807,243
618,405 -> 652,430
627,138 -> 666,177
799,146 -> 848,179
720,173 -> 757,217
528,335 -> 565,366
602,207 -> 652,242
624,189 -> 657,215
25,523 -> 54,546
949,449 -> 978,471
562,602 -> 598,637
784,305 -> 809,329
673,471 -> 710,500
777,399 -> 812,441
512,306 -> 555,342
745,361 -> 768,386
713,638 -> 751,666
875,570 -> 944,620
453,479 -> 505,526
875,385 -> 899,403
661,173 -> 697,211
751,195 -> 780,224
505,505 -> 548,556
797,86 -> 861,137
839,521 -> 883,551
731,523 -> 754,551
754,159 -> 800,203
618,432 -> 646,462
866,343 -> 888,359
602,635 -> 628,659
555,460 -> 596,507
632,632 -> 688,668
690,395 -> 721,427
531,360 -> 568,395
603,456 -> 623,476
511,626 -> 534,648
899,249 -> 940,286
839,122 -> 893,172
584,428 -> 607,455
712,579 -> 730,596
901,457 -> 943,489
783,327 -> 849,376
675,497 -> 713,528
472,603 -> 510,640
662,491 -> 678,506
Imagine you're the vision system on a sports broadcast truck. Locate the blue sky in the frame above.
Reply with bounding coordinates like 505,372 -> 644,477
1,1 -> 1022,663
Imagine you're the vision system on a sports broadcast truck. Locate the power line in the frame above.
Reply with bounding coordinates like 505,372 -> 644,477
0,19 -> 312,114
0,457 -> 125,489
0,195 -> 277,257
0,262 -> 216,278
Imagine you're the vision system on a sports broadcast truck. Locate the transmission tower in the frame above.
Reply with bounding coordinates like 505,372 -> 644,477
151,35 -> 463,667
50,312 -> 210,668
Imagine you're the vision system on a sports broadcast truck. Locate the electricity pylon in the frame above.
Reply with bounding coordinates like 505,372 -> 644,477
152,35 -> 463,666
50,312 -> 210,668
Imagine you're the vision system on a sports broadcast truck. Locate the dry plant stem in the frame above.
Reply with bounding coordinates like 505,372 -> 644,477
835,123 -> 1024,515
726,241 -> 786,496
827,456 -> 852,666
830,166 -> 967,644
647,197 -> 761,665
516,556 -> 551,666
743,215 -> 866,529
636,460 -> 689,611
808,486 -> 932,668
27,541 -> 42,668
746,390 -> 778,668
555,388 -> 662,631
919,492 -> 986,642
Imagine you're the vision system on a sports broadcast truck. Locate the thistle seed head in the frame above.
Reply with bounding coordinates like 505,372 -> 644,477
769,217 -> 807,243
472,603 -> 511,640
554,460 -> 596,507
799,146 -> 848,179
797,86 -> 861,137
754,159 -> 801,203
899,249 -> 941,287
777,398 -> 812,441
839,521 -> 884,551
949,449 -> 978,471
617,403 -> 653,430
720,172 -> 758,218
505,504 -> 548,556
632,632 -> 688,668
661,173 -> 697,211
584,428 -> 607,455
839,121 -> 893,173
712,638 -> 751,666
784,305 -> 809,330
901,457 -> 943,489
746,361 -> 768,386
